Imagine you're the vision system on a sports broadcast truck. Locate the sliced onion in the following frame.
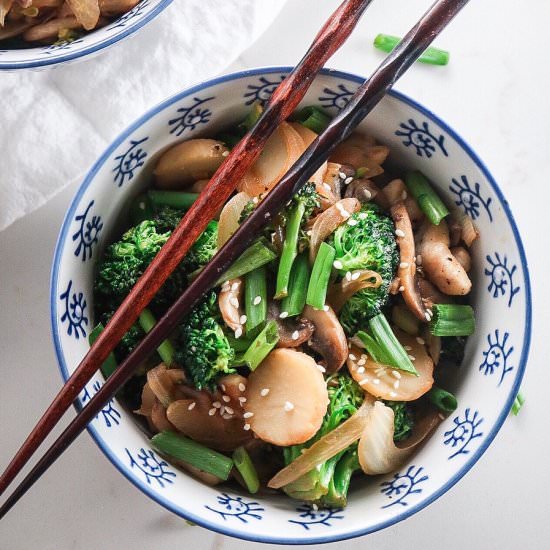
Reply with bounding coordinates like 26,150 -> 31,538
327,269 -> 382,312
288,122 -> 328,190
449,206 -> 479,247
358,401 -> 442,475
347,330 -> 434,401
134,382 -> 156,417
238,122 -> 304,196
147,364 -> 185,408
329,142 -> 385,177
0,0 -> 13,27
150,401 -> 174,433
218,278 -> 244,332
66,0 -> 100,30
217,191 -> 251,248
268,397 -> 374,489
309,198 -> 361,263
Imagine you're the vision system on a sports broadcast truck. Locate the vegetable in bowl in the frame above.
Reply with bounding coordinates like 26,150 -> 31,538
90,102 -> 478,509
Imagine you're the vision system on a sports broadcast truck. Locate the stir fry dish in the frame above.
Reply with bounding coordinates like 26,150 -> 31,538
0,0 -> 140,46
91,104 -> 477,507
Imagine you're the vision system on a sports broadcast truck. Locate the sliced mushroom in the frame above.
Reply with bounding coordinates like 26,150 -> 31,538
303,305 -> 348,373
267,300 -> 315,348
154,139 -> 229,189
344,178 -> 379,203
391,202 -> 427,321
383,179 -> 424,225
146,364 -> 186,407
417,220 -> 472,296
417,278 -> 452,310
135,382 -> 156,417
215,373 -> 248,418
244,349 -> 328,446
150,401 -> 175,433
218,278 -> 244,334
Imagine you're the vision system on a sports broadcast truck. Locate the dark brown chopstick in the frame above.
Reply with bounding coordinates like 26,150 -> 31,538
0,0 -> 373,501
0,0 -> 471,519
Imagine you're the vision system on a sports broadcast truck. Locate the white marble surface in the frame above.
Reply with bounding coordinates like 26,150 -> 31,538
1,0 -> 548,548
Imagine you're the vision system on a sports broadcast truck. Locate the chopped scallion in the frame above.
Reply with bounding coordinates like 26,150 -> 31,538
306,242 -> 335,310
429,304 -> 475,336
147,190 -> 199,210
240,320 -> 279,371
281,253 -> 310,317
405,171 -> 449,225
233,446 -> 260,494
426,386 -> 458,413
292,105 -> 331,134
374,33 -> 450,65
245,266 -> 268,333
511,392 -> 525,416
138,308 -> 176,365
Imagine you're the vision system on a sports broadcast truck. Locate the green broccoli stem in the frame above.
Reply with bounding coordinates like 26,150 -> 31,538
405,171 -> 449,225
281,253 -> 310,317
129,193 -> 156,225
216,239 -> 277,286
148,190 -> 199,210
429,304 -> 475,336
232,446 -> 260,494
88,323 -> 118,378
240,320 -> 279,371
275,201 -> 306,299
321,449 -> 359,508
292,105 -> 331,134
426,386 -> 458,414
511,391 -> 525,416
138,308 -> 176,366
306,242 -> 336,310
374,33 -> 450,65
151,431 -> 233,480
245,266 -> 267,333
358,313 -> 418,376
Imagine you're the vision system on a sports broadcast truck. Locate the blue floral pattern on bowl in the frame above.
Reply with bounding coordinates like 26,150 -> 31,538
80,381 -> 121,428
395,118 -> 448,158
50,68 -> 531,545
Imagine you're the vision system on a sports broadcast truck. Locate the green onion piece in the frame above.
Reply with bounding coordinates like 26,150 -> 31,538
245,266 -> 268,333
216,239 -> 277,286
129,193 -> 155,225
426,386 -> 458,413
240,320 -> 279,371
148,190 -> 199,210
138,308 -> 176,365
89,323 -> 118,379
217,132 -> 241,149
232,446 -> 260,494
405,171 -> 449,225
511,391 -> 525,416
275,201 -> 306,298
239,103 -> 263,133
281,254 -> 310,317
357,313 -> 418,376
355,167 -> 368,178
392,304 -> 419,336
292,105 -> 331,134
151,431 -> 233,480
430,304 -> 475,336
374,33 -> 450,65
306,242 -> 336,310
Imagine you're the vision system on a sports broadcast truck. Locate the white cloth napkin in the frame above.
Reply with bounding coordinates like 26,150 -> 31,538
0,0 -> 286,232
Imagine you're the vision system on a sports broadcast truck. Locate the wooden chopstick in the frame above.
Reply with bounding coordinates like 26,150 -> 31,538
0,0 -> 373,502
0,0 -> 471,519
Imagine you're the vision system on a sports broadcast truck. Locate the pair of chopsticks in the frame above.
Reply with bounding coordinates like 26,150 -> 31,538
0,0 -> 470,519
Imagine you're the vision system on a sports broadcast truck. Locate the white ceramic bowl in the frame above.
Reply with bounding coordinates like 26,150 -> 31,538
0,0 -> 172,71
50,67 -> 531,544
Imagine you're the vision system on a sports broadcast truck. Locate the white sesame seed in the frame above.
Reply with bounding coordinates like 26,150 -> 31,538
333,260 -> 343,269
222,395 -> 231,403
357,358 -> 366,366
225,406 -> 234,415
231,282 -> 239,291
243,423 -> 251,431
239,315 -> 247,325
284,401 -> 295,412
221,283 -> 230,292
253,295 -> 262,306
416,337 -> 425,345
345,271 -> 352,281
260,388 -> 270,397
291,330 -> 300,340
359,211 -> 368,219
340,209 -> 351,218
234,327 -> 243,339
306,230 -> 313,236
212,401 -> 221,408
425,312 -> 431,321
188,402 -> 196,410
401,190 -> 408,200
238,382 -> 246,392
427,308 -> 433,316
191,346 -> 196,352
373,378 -> 381,385
400,262 -> 410,269
344,176 -> 353,184
222,150 -> 229,157
393,380 -> 400,389
404,345 -> 412,351
229,296 -> 239,308
221,384 -> 226,391
312,503 -> 319,511
338,171 -> 346,179
349,353 -> 357,361
323,182 -> 332,191
416,254 -> 423,265
357,366 -> 365,374
351,271 -> 361,281
208,408 -> 216,416
359,378 -> 370,386
243,412 -> 254,419
408,355 -> 416,361
395,229 -> 405,238
317,364 -> 326,373
279,311 -> 289,319
239,396 -> 247,403
438,413 -> 446,421
398,285 -> 405,292
392,370 -> 402,379
390,391 -> 397,398
323,305 -> 329,311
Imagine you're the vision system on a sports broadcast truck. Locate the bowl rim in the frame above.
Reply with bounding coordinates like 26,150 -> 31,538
0,0 -> 173,71
50,66 -> 532,545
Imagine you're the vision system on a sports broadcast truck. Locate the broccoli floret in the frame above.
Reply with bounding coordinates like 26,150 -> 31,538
385,401 -> 414,442
174,291 -> 235,390
331,204 -> 398,334
151,205 -> 185,234
98,310 -> 145,361
282,374 -> 363,507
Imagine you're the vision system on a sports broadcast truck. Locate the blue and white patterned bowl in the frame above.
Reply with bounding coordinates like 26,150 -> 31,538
50,68 -> 531,544
0,0 -> 172,71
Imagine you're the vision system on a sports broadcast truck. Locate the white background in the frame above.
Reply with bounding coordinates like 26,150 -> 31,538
1,1 -> 549,548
